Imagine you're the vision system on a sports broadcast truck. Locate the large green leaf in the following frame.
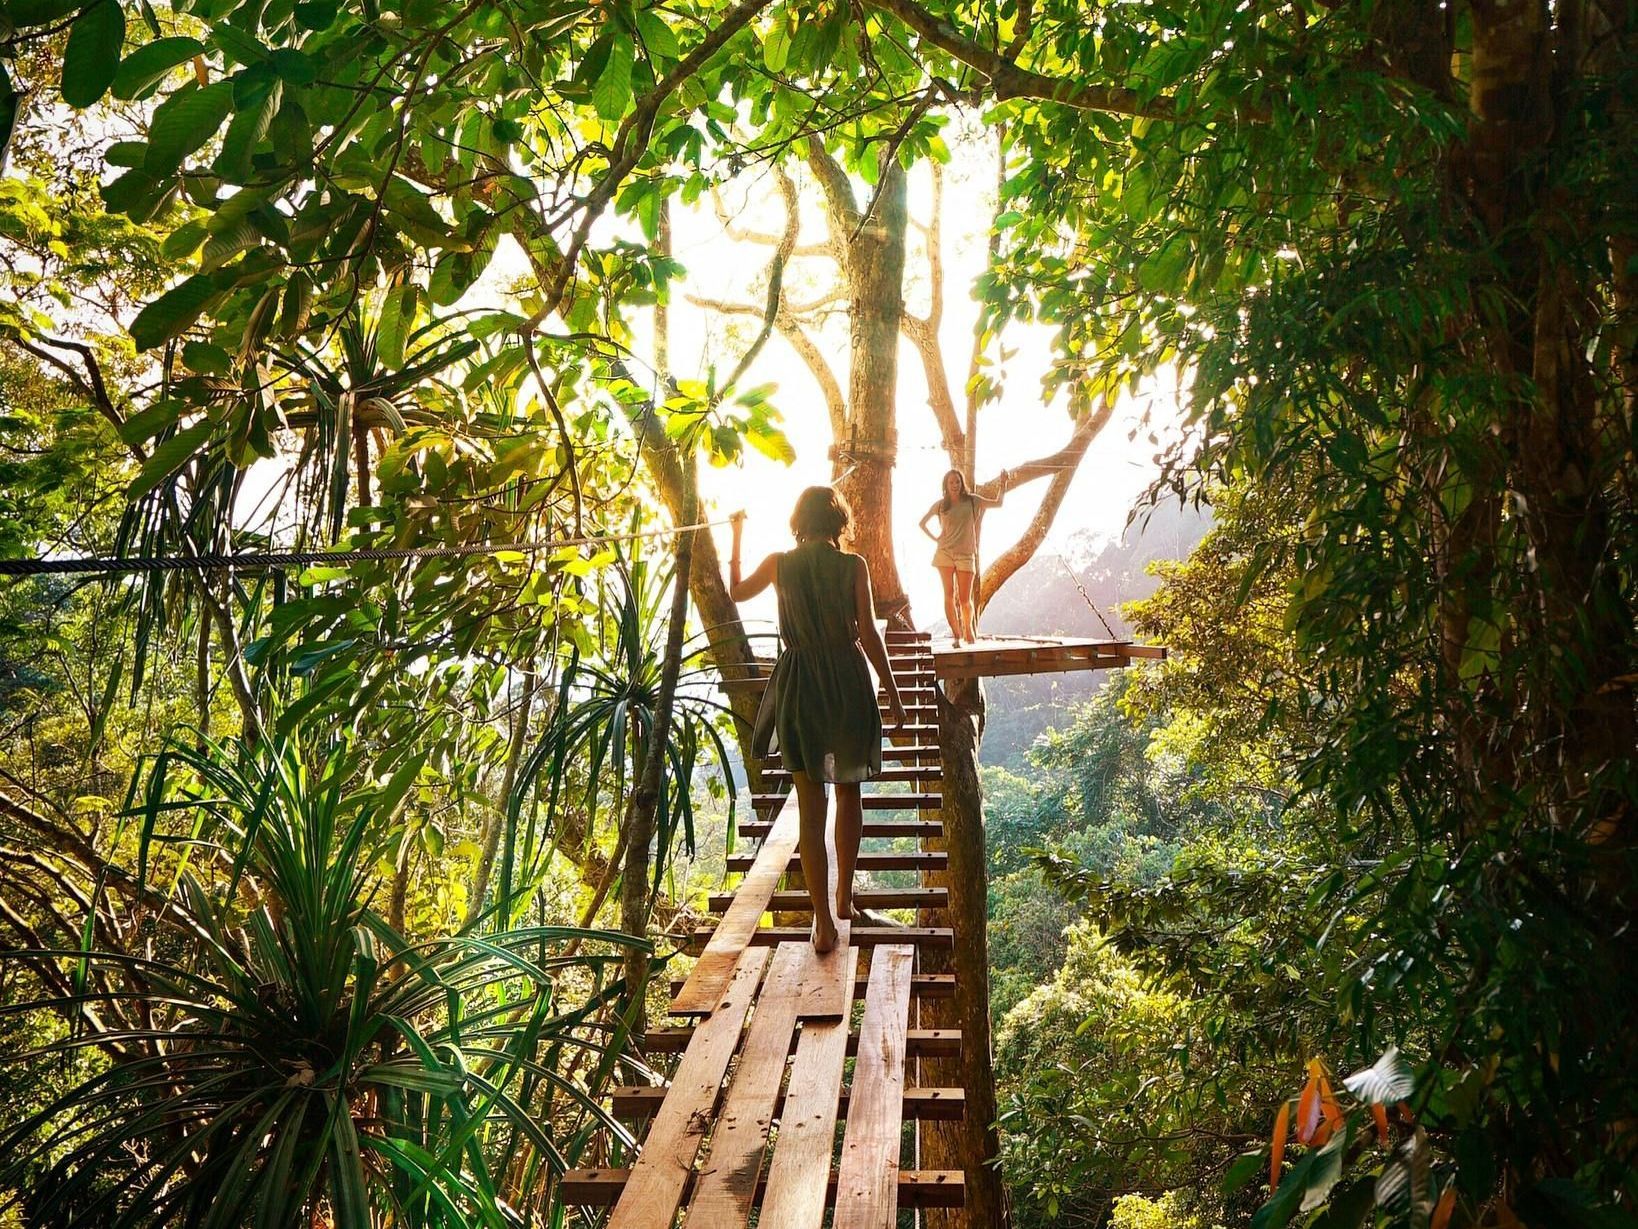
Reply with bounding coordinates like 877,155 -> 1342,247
593,33 -> 634,121
129,273 -> 219,350
111,35 -> 204,100
144,80 -> 234,177
128,417 -> 215,499
60,0 -> 125,107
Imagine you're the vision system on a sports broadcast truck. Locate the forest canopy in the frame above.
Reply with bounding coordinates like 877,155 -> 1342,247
2,0 -> 1635,1226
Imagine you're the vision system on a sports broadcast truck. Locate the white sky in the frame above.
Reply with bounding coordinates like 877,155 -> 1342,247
644,127 -> 1182,630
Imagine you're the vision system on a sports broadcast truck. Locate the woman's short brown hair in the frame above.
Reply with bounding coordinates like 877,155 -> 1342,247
790,485 -> 851,543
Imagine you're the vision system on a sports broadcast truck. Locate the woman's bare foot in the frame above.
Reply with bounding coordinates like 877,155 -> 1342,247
812,913 -> 839,953
835,896 -> 865,922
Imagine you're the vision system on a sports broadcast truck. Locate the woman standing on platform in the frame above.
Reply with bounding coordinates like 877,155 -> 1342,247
728,487 -> 906,953
919,468 -> 1006,646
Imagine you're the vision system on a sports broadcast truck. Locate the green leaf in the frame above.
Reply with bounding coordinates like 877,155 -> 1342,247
10,0 -> 84,24
634,8 -> 678,59
61,0 -> 126,108
593,33 -> 633,121
181,340 -> 231,374
145,80 -> 234,177
1343,1047 -> 1415,1105
160,218 -> 208,259
762,17 -> 790,73
128,417 -> 214,499
376,283 -> 416,369
129,273 -> 219,350
111,35 -> 204,100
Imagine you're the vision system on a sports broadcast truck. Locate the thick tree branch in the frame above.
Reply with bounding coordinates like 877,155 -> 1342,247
687,295 -> 848,438
864,0 -> 1179,120
804,135 -> 861,234
977,401 -> 1111,608
718,168 -> 802,393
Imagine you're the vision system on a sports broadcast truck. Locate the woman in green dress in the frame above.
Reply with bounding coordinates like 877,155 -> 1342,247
729,487 -> 906,952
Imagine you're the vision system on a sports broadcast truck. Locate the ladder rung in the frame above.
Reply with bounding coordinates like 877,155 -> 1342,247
610,1084 -> 965,1123
559,1168 -> 964,1209
665,970 -> 956,999
686,925 -> 953,953
750,793 -> 943,812
762,765 -> 939,784
739,818 -> 941,840
706,886 -> 947,912
726,849 -> 946,872
643,1025 -> 961,1059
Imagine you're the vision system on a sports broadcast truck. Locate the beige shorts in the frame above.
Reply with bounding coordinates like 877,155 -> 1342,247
933,548 -> 977,574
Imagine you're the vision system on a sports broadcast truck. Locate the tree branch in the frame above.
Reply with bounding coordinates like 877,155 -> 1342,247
689,295 -> 848,438
717,167 -> 801,394
977,401 -> 1111,608
863,0 -> 1180,120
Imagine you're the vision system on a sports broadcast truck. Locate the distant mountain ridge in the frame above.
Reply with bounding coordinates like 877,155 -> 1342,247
972,501 -> 1211,767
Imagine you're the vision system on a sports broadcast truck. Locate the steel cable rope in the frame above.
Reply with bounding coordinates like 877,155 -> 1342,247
0,518 -> 737,579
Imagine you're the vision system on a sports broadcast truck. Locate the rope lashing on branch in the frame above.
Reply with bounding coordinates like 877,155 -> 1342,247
0,518 -> 736,579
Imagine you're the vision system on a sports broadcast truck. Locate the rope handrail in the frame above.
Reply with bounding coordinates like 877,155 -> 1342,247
0,518 -> 735,579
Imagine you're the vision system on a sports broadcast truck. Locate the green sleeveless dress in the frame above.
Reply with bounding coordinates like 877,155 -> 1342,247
751,540 -> 883,784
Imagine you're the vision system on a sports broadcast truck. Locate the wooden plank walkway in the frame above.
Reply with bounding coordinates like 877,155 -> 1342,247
570,631 -> 963,1228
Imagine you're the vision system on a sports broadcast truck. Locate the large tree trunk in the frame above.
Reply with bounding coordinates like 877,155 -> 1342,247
920,675 -> 1009,1228
807,143 -> 914,626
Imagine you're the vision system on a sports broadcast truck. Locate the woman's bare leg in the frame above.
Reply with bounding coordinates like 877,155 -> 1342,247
955,568 -> 978,641
792,770 -> 837,952
834,782 -> 863,921
938,565 -> 961,645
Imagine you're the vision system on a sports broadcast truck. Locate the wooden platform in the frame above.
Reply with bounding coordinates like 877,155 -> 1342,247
568,632 -> 963,1228
931,635 -> 1165,680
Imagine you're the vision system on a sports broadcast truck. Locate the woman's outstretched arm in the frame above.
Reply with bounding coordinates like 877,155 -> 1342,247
727,512 -> 777,601
973,469 -> 1010,507
854,556 -> 906,729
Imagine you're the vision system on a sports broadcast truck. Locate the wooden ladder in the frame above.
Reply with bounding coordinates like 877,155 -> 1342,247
563,630 -> 966,1227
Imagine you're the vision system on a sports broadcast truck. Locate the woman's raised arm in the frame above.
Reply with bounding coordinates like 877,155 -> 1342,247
727,511 -> 777,601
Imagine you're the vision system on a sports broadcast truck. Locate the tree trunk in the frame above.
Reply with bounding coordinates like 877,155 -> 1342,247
920,674 -> 1009,1228
620,459 -> 699,1031
467,670 -> 539,928
831,155 -> 913,626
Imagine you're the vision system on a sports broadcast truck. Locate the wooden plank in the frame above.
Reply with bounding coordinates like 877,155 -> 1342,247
670,970 -> 956,1000
671,796 -> 799,1017
707,887 -> 947,913
765,745 -> 941,766
643,1025 -> 959,1060
750,793 -> 942,811
833,944 -> 915,1229
681,944 -> 808,1227
561,1168 -> 964,1209
739,818 -> 942,840
687,925 -> 953,954
605,947 -> 770,1229
758,952 -> 859,1229
726,850 -> 947,873
611,1084 -> 965,1123
763,765 -> 940,785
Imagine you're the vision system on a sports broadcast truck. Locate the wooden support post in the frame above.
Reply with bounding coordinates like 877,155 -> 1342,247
920,673 -> 1010,1228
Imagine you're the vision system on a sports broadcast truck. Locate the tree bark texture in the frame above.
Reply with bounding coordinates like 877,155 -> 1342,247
920,674 -> 1010,1228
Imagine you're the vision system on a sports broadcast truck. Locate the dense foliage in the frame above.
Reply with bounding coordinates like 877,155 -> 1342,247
4,0 -> 1636,1225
